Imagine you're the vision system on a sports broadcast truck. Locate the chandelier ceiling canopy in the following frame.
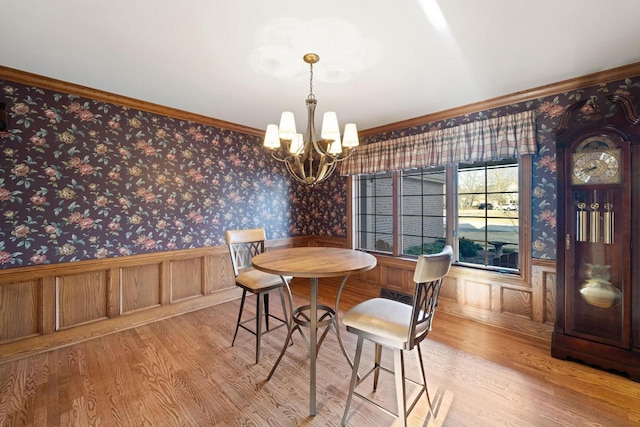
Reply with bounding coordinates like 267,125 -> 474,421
263,53 -> 359,186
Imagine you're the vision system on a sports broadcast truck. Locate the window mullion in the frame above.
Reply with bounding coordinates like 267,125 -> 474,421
446,164 -> 458,262
393,171 -> 401,257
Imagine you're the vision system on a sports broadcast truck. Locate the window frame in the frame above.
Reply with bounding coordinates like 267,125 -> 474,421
454,160 -> 520,270
350,156 -> 532,280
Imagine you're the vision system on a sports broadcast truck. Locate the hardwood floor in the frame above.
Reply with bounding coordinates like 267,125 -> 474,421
1,278 -> 639,426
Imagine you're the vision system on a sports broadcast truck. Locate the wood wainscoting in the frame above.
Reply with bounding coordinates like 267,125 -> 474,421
0,235 -> 556,363
310,237 -> 557,340
0,236 -> 307,364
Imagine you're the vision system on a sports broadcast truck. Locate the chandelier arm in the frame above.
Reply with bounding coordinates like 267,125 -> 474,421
311,137 -> 332,157
328,148 -> 357,163
315,154 -> 336,183
311,136 -> 356,161
284,158 -> 309,185
270,150 -> 290,163
317,162 -> 330,183
315,162 -> 337,185
315,154 -> 327,179
293,153 -> 309,183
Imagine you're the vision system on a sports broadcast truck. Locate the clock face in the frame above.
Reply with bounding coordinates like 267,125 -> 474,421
572,150 -> 621,184
571,135 -> 621,185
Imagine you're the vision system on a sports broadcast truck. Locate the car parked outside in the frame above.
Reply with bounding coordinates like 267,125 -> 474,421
478,203 -> 493,210
502,203 -> 518,211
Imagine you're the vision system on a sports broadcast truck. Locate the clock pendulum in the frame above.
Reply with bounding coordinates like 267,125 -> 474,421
580,263 -> 622,309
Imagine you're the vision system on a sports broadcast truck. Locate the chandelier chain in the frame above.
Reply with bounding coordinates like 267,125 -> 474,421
308,63 -> 315,100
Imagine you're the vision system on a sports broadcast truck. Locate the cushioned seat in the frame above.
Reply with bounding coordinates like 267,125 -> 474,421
342,298 -> 429,349
235,268 -> 284,291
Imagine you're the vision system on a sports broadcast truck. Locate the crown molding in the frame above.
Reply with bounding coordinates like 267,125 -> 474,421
360,62 -> 640,137
3,62 -> 640,139
0,65 -> 265,137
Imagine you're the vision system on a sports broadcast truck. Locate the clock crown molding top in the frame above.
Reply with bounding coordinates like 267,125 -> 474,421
554,95 -> 640,142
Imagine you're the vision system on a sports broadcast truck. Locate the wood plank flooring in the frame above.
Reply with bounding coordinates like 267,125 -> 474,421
1,278 -> 639,426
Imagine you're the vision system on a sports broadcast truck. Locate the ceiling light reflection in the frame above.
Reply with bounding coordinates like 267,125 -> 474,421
418,0 -> 449,33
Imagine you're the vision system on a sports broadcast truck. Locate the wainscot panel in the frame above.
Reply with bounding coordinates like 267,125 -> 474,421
57,270 -> 109,330
439,278 -> 457,302
0,280 -> 40,342
120,263 -> 161,315
502,287 -> 533,320
531,259 -> 557,325
170,257 -> 203,302
464,281 -> 493,310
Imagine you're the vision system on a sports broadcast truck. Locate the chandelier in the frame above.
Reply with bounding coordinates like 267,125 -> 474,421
263,53 -> 359,186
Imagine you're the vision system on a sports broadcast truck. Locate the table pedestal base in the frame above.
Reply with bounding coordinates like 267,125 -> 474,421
266,273 -> 357,416
286,304 -> 336,352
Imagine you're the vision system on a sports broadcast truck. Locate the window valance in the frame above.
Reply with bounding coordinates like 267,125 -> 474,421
340,109 -> 537,175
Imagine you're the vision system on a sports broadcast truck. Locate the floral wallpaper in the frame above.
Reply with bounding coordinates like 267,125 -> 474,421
362,76 -> 640,260
0,78 -> 349,269
2,73 -> 639,270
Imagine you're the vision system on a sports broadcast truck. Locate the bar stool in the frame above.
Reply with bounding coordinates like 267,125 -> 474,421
225,228 -> 291,364
341,246 -> 453,426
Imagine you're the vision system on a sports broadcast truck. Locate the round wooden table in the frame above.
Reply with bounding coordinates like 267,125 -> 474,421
252,247 -> 377,416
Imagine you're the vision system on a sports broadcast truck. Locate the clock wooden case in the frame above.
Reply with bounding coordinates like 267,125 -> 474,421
553,95 -> 640,381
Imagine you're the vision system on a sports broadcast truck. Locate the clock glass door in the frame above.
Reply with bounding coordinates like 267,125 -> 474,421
567,188 -> 627,347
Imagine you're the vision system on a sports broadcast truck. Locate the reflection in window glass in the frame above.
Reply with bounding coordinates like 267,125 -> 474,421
457,161 -> 519,269
401,167 -> 446,255
356,172 -> 393,253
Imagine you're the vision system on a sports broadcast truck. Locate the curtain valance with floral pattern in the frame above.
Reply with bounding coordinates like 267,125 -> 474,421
340,109 -> 537,175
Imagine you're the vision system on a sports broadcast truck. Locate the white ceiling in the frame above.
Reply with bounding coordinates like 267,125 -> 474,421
3,0 -> 640,133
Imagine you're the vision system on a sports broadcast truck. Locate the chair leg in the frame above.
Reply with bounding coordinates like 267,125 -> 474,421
231,289 -> 247,346
416,343 -> 434,418
263,292 -> 270,331
277,287 -> 293,346
267,282 -> 297,380
255,291 -> 264,364
342,335 -> 364,427
394,349 -> 408,427
373,343 -> 382,391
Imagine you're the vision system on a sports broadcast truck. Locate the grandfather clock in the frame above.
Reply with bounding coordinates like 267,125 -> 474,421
552,95 -> 640,381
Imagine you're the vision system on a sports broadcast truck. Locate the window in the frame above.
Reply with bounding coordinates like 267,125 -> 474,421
401,167 -> 446,256
356,172 -> 394,253
354,158 -> 529,273
457,160 -> 519,269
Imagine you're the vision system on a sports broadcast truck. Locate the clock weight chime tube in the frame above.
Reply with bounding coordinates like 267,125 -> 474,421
604,202 -> 614,244
576,202 -> 588,242
590,199 -> 600,243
